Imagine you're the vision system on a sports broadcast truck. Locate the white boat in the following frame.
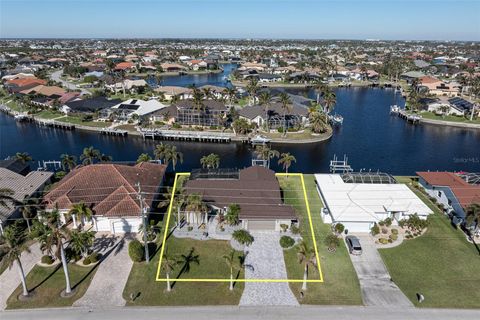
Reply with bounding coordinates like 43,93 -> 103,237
390,105 -> 400,114
329,114 -> 344,125
14,114 -> 28,121
250,135 -> 271,145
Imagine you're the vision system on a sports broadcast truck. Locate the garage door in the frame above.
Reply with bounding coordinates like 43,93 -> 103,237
112,220 -> 134,234
247,220 -> 276,230
342,222 -> 372,233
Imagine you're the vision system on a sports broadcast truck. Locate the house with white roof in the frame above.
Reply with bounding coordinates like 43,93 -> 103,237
314,173 -> 433,233
111,98 -> 167,121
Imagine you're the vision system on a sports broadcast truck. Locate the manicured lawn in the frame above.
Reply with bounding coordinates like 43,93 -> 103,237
56,116 -> 110,128
7,263 -> 97,309
420,111 -> 480,124
35,110 -> 63,119
279,175 -> 362,305
379,177 -> 480,308
123,176 -> 244,306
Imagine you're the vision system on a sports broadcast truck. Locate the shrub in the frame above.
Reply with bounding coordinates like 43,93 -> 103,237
371,223 -> 380,236
388,238 -> 393,243
41,255 -> 54,265
128,240 -> 144,262
389,233 -> 398,241
378,238 -> 389,244
334,223 -> 345,234
277,127 -> 284,133
279,236 -> 295,248
391,228 -> 398,235
398,219 -> 407,228
83,256 -> 91,265
290,225 -> 301,235
384,217 -> 392,227
324,233 -> 340,252
89,252 -> 100,263
172,123 -> 181,129
378,221 -> 385,227
232,229 -> 254,246
280,224 -> 289,233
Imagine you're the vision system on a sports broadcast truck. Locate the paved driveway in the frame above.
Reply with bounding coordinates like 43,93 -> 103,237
73,234 -> 132,308
0,242 -> 42,310
347,234 -> 413,307
239,231 -> 298,306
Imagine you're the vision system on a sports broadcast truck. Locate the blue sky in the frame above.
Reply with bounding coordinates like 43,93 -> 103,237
0,0 -> 479,40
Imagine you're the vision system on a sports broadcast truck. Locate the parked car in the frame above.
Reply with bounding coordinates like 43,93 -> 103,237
345,236 -> 362,255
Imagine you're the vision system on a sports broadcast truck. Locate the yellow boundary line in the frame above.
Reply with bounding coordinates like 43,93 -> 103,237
156,172 -> 324,283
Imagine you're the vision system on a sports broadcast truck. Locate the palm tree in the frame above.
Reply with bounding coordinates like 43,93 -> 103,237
0,222 -> 30,297
68,202 -> 93,228
258,91 -> 272,131
322,90 -> 337,115
153,143 -> 169,164
177,247 -> 200,277
465,203 -> 480,236
20,198 -> 40,233
0,188 -> 15,210
278,153 -> 296,175
170,94 -> 180,105
99,154 -> 112,163
166,145 -> 183,171
69,229 -> 95,259
246,78 -> 259,106
200,153 -> 220,169
137,153 -> 152,164
60,154 -> 77,171
202,87 -> 213,100
192,88 -> 205,125
33,210 -> 73,294
254,145 -> 279,168
161,248 -> 177,292
225,87 -> 237,106
279,92 -> 292,137
225,204 -> 240,226
223,249 -> 238,291
309,111 -> 328,134
184,193 -> 207,224
15,152 -> 32,164
297,240 -> 317,291
80,146 -> 101,165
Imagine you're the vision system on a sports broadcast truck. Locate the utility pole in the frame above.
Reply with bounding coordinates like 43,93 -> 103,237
136,182 -> 150,263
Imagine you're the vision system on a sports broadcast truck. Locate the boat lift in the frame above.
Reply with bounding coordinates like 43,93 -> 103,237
329,154 -> 353,174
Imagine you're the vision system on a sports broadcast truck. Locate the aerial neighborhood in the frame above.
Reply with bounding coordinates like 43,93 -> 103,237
0,37 -> 479,316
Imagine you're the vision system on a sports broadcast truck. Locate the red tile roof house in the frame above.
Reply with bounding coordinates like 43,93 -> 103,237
184,166 -> 296,231
44,163 -> 166,234
416,172 -> 480,224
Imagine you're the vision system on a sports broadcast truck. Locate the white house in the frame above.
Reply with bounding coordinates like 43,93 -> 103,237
314,174 -> 433,233
111,98 -> 167,121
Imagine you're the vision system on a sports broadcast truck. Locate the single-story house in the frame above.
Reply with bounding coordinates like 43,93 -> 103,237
239,101 -> 308,129
61,96 -> 121,115
315,173 -> 433,233
43,163 -> 166,234
106,79 -> 148,93
111,98 -> 167,121
184,166 -> 297,231
154,86 -> 193,101
0,168 -> 53,233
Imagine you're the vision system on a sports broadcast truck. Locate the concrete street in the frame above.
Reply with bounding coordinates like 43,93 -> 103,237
1,305 -> 479,320
50,70 -> 90,95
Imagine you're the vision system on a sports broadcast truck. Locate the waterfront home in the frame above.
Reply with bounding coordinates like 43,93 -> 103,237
400,71 -> 426,82
154,86 -> 193,101
174,99 -> 228,127
61,96 -> 121,115
421,96 -> 467,116
43,163 -> 166,234
239,102 -> 308,129
4,77 -> 47,93
416,172 -> 480,223
111,98 -> 167,121
0,167 -> 53,234
160,63 -> 187,72
106,79 -> 148,94
245,73 -> 283,83
418,76 -> 461,97
114,61 -> 135,72
314,173 -> 433,233
184,166 -> 297,231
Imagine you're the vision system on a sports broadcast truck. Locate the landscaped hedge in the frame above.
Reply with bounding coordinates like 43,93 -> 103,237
128,240 -> 145,262
232,229 -> 254,246
279,236 -> 295,248
41,255 -> 54,265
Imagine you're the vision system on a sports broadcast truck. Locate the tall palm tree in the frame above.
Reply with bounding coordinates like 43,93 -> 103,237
297,240 -> 317,291
223,249 -> 238,291
153,143 -> 169,164
278,153 -> 296,175
225,87 -> 237,106
166,145 -> 183,171
137,153 -> 152,164
60,154 -> 77,172
0,222 -> 30,297
184,193 -> 207,224
161,248 -> 177,292
68,201 -> 93,228
0,188 -> 15,210
309,111 -> 328,134
322,90 -> 337,115
15,152 -> 32,164
20,198 -> 40,233
69,229 -> 95,258
200,153 -> 220,169
177,247 -> 200,277
279,92 -> 292,137
192,88 -> 205,125
33,210 -> 73,294
258,91 -> 272,131
254,145 -> 279,168
246,78 -> 259,106
80,146 -> 101,165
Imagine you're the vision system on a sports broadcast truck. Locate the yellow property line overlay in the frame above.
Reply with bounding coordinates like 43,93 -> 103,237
156,172 -> 324,283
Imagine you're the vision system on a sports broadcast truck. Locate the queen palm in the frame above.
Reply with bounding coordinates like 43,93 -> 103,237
177,247 -> 200,278
246,78 -> 259,106
278,153 -> 296,175
200,153 -> 220,169
297,240 -> 317,291
322,90 -> 336,115
80,146 -> 101,165
225,87 -> 237,106
20,198 -> 40,233
0,222 -> 30,297
60,154 -> 77,171
166,145 -> 183,171
68,201 -> 93,228
153,143 -> 169,164
223,249 -> 240,291
254,145 -> 279,168
279,92 -> 292,137
161,248 -> 178,292
33,210 -> 73,295
258,91 -> 272,131
185,193 -> 207,224
192,88 -> 204,125
15,152 -> 32,164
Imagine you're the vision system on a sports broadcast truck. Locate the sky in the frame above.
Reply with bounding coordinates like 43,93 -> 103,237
0,0 -> 479,41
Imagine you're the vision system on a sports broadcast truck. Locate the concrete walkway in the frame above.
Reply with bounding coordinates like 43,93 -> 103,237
73,234 -> 133,308
348,234 -> 413,307
239,232 -> 298,306
0,242 -> 42,310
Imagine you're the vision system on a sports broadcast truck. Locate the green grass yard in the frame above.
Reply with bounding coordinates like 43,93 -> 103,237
56,116 -> 110,128
379,177 -> 480,308
420,111 -> 480,124
279,175 -> 362,305
34,110 -> 63,119
6,263 -> 97,309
